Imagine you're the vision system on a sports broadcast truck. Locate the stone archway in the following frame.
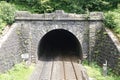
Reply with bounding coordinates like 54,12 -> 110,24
14,10 -> 103,62
0,10 -> 105,72
37,29 -> 82,60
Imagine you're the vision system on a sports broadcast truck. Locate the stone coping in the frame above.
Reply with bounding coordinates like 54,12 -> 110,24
15,10 -> 104,21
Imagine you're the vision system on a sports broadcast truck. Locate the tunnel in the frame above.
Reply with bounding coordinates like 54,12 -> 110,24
38,29 -> 82,60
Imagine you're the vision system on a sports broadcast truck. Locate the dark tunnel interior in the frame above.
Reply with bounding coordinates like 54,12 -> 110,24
38,29 -> 82,59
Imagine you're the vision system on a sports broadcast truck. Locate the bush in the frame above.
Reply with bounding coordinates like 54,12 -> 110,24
0,19 -> 6,34
104,12 -> 117,29
0,1 -> 16,24
104,9 -> 120,34
32,0 -> 54,13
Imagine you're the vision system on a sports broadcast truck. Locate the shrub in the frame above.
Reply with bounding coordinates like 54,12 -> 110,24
0,19 -> 6,34
32,0 -> 54,13
104,12 -> 117,29
0,1 -> 16,24
104,9 -> 120,34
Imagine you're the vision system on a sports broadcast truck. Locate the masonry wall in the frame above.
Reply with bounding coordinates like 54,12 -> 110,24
29,20 -> 89,62
92,27 -> 120,75
89,20 -> 103,62
15,20 -> 89,62
15,10 -> 97,62
0,23 -> 23,72
15,11 -> 104,62
102,28 -> 120,75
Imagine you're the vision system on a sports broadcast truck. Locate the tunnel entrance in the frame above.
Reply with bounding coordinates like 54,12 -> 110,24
38,29 -> 82,60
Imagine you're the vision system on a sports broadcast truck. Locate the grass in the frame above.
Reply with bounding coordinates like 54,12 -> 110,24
0,61 -> 119,80
0,62 -> 34,80
83,62 -> 120,80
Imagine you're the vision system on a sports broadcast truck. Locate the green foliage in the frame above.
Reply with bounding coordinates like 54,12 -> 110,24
104,7 -> 120,34
0,19 -> 6,34
84,61 -> 120,80
32,0 -> 54,13
104,12 -> 117,29
13,3 -> 35,13
4,0 -> 120,14
0,62 -> 34,80
48,0 -> 85,13
0,1 -> 16,24
86,0 -> 120,11
0,0 -> 120,34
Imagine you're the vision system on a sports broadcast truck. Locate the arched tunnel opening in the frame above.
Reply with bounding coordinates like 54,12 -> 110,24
38,29 -> 82,60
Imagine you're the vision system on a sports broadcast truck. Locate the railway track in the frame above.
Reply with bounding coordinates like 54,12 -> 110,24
29,56 -> 89,80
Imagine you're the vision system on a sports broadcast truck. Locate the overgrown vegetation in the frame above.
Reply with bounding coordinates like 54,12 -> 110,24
0,0 -> 120,34
5,0 -> 120,13
0,1 -> 16,24
0,0 -> 119,14
0,62 -> 34,80
104,4 -> 120,34
0,1 -> 16,33
83,61 -> 120,80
